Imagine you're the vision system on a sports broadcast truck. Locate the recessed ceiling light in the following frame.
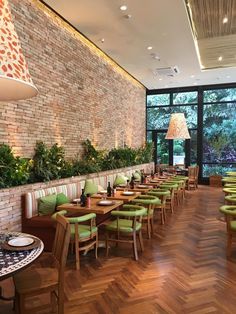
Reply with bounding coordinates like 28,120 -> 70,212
159,78 -> 163,81
147,46 -> 153,50
218,56 -> 223,61
120,5 -> 127,11
190,75 -> 195,78
223,17 -> 228,24
101,38 -> 105,43
124,14 -> 132,19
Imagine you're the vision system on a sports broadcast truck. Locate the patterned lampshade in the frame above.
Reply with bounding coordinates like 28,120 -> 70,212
0,0 -> 38,100
165,113 -> 191,139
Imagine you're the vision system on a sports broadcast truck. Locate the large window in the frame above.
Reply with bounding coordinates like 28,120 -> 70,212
146,84 -> 236,181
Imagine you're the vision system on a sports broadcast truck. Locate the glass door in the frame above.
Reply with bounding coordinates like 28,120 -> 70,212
152,130 -> 197,167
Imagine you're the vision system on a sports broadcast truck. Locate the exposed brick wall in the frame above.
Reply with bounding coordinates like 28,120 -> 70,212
1,0 -> 146,159
0,163 -> 154,231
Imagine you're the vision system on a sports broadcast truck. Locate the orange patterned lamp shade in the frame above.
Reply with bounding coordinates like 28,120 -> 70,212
0,0 -> 38,100
165,113 -> 191,139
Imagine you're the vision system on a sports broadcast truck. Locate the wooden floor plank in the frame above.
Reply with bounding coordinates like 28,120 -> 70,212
2,185 -> 236,313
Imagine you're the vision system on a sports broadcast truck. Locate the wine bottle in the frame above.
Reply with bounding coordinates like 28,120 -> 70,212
130,175 -> 135,189
80,189 -> 86,207
107,181 -> 112,197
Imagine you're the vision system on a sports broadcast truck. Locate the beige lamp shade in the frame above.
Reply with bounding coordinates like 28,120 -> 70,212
165,113 -> 191,139
0,0 -> 38,101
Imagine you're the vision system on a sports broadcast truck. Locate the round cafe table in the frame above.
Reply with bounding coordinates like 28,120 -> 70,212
0,232 -> 44,300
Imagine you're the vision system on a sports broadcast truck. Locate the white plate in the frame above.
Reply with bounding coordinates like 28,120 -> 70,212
137,185 -> 148,188
122,191 -> 135,195
8,237 -> 34,247
72,198 -> 81,203
97,200 -> 113,206
99,190 -> 107,194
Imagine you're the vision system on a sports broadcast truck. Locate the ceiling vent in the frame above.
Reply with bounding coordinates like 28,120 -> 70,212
154,66 -> 180,77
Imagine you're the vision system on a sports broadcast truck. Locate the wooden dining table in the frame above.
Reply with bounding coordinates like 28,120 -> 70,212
91,190 -> 141,203
0,232 -> 44,300
57,198 -> 124,215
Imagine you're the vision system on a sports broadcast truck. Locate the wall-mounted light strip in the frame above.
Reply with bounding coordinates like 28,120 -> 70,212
34,0 -> 145,88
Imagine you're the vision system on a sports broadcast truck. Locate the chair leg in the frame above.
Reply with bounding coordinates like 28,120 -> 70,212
95,233 -> 98,259
147,217 -> 151,239
58,287 -> 64,314
105,233 -> 109,257
138,231 -> 144,252
132,232 -> 138,261
227,233 -> 232,258
150,216 -> 154,234
75,240 -> 80,270
51,291 -> 57,313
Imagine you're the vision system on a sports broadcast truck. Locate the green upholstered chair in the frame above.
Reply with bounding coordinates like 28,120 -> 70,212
105,204 -> 147,260
131,195 -> 160,238
53,210 -> 98,270
223,188 -> 236,196
160,183 -> 178,210
222,177 -> 236,184
147,190 -> 170,224
224,184 -> 236,188
219,205 -> 236,257
225,195 -> 236,204
226,172 -> 236,177
167,179 -> 185,204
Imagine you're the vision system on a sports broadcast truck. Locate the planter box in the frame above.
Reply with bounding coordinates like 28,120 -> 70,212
209,175 -> 222,187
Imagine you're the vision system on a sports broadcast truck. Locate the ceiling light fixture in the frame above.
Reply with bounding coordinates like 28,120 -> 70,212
165,113 -> 191,140
101,38 -> 105,43
124,14 -> 132,19
120,5 -> 127,11
159,78 -> 163,81
0,0 -> 38,100
147,46 -> 153,50
223,17 -> 228,24
190,75 -> 195,78
218,56 -> 223,61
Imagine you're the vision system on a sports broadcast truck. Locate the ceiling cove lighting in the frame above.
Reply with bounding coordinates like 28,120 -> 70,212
165,113 -> 191,139
0,0 -> 38,101
120,5 -> 127,11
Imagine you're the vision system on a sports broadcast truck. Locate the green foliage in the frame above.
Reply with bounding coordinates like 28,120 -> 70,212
0,144 -> 32,188
0,140 -> 153,188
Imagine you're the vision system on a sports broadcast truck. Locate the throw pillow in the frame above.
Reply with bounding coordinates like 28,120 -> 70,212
84,179 -> 98,195
38,194 -> 57,216
56,193 -> 69,206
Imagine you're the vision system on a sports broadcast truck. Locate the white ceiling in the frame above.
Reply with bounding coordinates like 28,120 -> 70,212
44,0 -> 236,89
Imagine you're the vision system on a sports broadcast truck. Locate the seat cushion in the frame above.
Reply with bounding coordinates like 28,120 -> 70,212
70,224 -> 98,239
113,174 -> 127,186
14,267 -> 58,294
38,194 -> 57,216
106,219 -> 142,233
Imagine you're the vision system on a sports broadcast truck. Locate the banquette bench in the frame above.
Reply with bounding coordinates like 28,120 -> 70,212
21,169 -> 137,251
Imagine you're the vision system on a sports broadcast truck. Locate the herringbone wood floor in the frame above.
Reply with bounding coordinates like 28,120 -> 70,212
1,185 -> 236,313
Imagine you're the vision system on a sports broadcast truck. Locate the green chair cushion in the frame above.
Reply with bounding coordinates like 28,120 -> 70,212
84,179 -> 98,195
106,219 -> 142,233
230,221 -> 236,231
132,196 -> 161,205
225,195 -> 236,204
56,193 -> 69,206
219,205 -> 236,216
38,194 -> 57,216
70,224 -> 98,239
223,188 -> 236,194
